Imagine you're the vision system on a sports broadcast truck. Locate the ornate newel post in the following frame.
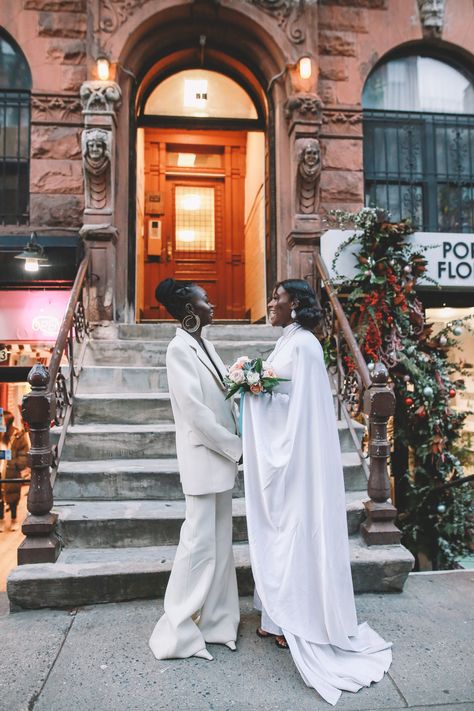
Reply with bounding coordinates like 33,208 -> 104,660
361,363 -> 402,545
17,365 -> 60,564
79,80 -> 121,321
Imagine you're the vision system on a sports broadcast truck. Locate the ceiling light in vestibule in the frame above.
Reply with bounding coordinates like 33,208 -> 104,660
184,79 -> 208,109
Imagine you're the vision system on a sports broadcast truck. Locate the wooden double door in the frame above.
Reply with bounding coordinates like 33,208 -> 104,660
140,129 -> 247,320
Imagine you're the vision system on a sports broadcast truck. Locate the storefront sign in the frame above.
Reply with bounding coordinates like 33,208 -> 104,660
0,290 -> 70,342
321,231 -> 474,290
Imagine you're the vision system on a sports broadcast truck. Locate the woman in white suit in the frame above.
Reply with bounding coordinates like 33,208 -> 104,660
149,278 -> 242,662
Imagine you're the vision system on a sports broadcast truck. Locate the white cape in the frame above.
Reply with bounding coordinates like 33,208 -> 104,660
242,324 -> 392,705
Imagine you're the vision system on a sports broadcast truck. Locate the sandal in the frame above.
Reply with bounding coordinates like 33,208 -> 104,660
256,627 -> 275,639
275,635 -> 289,650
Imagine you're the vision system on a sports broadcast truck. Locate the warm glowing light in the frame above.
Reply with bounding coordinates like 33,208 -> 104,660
177,153 -> 196,168
184,79 -> 208,109
299,56 -> 312,80
180,194 -> 201,210
177,229 -> 196,242
97,57 -> 110,81
25,258 -> 39,272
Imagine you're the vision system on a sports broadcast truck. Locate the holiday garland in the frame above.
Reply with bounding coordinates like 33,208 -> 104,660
328,207 -> 473,570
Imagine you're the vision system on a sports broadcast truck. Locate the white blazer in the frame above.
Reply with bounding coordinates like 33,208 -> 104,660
166,328 -> 242,495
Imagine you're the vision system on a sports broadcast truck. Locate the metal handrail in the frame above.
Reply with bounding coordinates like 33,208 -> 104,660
313,249 -> 401,545
18,248 -> 91,564
314,252 -> 371,390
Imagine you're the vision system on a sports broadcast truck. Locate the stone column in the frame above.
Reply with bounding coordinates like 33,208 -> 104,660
284,93 -> 323,283
79,80 -> 121,321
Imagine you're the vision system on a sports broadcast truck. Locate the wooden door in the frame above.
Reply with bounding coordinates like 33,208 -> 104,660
140,129 -> 246,320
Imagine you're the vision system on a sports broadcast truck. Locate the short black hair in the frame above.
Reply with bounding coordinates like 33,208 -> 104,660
276,279 -> 322,331
155,278 -> 199,321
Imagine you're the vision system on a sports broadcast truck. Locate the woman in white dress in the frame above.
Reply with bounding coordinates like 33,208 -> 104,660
149,278 -> 242,662
242,279 -> 392,705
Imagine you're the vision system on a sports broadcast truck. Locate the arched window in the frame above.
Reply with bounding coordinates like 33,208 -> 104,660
0,31 -> 31,225
363,55 -> 474,233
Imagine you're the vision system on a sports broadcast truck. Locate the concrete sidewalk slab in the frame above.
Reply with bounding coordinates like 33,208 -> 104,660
0,572 -> 473,711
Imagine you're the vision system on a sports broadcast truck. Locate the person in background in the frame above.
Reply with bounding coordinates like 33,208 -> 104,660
0,410 -> 30,532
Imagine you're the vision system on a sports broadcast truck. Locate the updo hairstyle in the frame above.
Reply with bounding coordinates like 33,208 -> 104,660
155,278 -> 197,321
277,278 -> 322,331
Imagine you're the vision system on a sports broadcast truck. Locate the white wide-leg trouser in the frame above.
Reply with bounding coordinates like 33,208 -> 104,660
149,489 -> 240,659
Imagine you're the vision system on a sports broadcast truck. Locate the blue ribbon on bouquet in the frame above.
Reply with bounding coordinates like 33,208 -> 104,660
238,391 -> 245,436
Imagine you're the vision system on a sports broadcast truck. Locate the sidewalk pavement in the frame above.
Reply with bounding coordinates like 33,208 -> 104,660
1,571 -> 473,711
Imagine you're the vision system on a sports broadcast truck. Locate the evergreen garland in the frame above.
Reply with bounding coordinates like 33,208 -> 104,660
328,207 -> 473,570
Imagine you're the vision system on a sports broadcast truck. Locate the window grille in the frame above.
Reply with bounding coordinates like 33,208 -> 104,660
0,89 -> 30,225
363,111 -> 474,233
174,186 -> 216,252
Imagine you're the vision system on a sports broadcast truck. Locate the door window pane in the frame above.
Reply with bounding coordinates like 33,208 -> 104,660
175,186 -> 215,251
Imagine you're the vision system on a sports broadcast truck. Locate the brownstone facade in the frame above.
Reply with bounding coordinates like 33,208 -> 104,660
1,0 -> 473,320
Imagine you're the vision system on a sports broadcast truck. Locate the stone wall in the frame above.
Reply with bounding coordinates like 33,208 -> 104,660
1,0 -> 87,231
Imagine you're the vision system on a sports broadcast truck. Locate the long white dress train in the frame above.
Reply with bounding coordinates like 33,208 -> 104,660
242,324 -> 392,706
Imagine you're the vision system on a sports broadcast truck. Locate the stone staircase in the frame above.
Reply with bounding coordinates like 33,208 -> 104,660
7,323 -> 413,610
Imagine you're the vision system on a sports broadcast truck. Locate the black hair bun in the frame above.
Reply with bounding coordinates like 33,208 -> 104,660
155,277 -> 177,307
295,304 -> 322,331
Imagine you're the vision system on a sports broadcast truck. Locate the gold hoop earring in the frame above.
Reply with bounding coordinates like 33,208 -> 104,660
183,303 -> 201,333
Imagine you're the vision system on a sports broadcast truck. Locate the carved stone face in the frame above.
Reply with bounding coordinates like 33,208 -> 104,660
303,143 -> 320,168
418,0 -> 444,27
86,138 -> 106,160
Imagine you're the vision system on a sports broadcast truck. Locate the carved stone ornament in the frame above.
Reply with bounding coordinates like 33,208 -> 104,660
32,94 -> 82,124
296,138 -> 321,215
322,110 -> 362,126
248,0 -> 306,44
80,81 -> 122,116
417,0 -> 444,37
285,93 -> 323,124
82,128 -> 112,212
100,0 -> 149,33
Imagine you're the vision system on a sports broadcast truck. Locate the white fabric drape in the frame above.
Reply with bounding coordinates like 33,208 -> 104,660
242,324 -> 392,705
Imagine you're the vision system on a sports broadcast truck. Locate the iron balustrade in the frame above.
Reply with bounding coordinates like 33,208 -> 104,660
0,89 -> 30,225
17,250 -> 91,565
313,252 -> 401,545
363,109 -> 474,233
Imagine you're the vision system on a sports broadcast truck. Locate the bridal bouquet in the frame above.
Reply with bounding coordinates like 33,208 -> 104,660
224,356 -> 288,399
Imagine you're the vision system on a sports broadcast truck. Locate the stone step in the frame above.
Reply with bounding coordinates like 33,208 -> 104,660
54,421 -> 364,461
54,459 -> 246,500
84,340 -> 277,367
118,323 -> 281,341
7,537 -> 415,610
73,393 -> 173,425
53,498 -> 249,548
54,452 -> 366,500
77,366 -> 168,394
51,494 -> 367,548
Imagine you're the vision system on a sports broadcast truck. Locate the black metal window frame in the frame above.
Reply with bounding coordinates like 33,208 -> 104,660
0,88 -> 30,226
363,109 -> 474,233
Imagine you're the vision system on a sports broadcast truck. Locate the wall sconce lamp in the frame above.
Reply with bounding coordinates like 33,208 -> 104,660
267,55 -> 314,93
298,56 -> 312,80
14,232 -> 49,273
96,56 -> 110,81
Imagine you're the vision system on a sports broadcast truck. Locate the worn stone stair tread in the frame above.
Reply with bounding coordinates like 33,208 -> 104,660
53,493 -> 366,521
74,392 -> 171,401
58,458 -> 181,475
53,497 -> 247,522
7,537 -> 414,609
55,452 -> 364,476
54,421 -> 360,435
53,423 -> 176,434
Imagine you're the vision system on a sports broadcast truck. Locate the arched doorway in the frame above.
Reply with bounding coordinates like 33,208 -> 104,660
135,54 -> 269,322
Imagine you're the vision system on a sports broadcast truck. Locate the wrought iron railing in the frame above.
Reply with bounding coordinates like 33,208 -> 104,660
17,250 -> 91,564
0,89 -> 30,226
363,109 -> 474,233
313,251 -> 401,545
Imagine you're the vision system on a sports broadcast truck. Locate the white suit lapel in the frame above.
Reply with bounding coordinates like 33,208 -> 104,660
175,328 -> 226,391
